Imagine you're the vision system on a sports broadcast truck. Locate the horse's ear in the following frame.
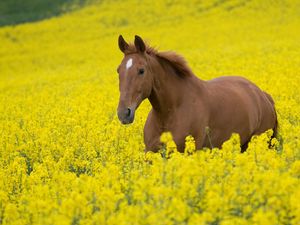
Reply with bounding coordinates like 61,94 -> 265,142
118,35 -> 129,53
134,35 -> 146,53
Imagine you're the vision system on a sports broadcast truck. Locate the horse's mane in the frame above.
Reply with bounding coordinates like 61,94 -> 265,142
125,43 -> 193,78
156,51 -> 193,77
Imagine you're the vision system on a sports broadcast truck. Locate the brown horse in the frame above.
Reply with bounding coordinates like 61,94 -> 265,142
116,35 -> 277,152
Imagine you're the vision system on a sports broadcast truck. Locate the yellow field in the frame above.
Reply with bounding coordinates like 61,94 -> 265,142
1,0 -> 300,224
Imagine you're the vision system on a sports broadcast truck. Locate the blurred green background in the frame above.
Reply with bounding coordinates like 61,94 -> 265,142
0,0 -> 92,26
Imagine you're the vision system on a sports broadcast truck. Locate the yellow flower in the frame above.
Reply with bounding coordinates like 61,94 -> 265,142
0,0 -> 300,224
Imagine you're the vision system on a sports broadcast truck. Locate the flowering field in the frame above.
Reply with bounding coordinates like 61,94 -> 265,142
1,0 -> 300,224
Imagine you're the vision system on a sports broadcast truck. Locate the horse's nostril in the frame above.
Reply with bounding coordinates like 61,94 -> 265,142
126,108 -> 131,117
117,107 -> 134,124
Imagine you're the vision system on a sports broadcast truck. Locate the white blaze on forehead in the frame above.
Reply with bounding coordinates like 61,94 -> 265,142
126,58 -> 133,69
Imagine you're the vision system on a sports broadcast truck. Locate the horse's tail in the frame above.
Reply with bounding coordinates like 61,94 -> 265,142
272,111 -> 278,139
263,91 -> 278,139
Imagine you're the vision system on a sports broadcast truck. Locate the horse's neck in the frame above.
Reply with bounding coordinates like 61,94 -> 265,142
148,59 -> 192,118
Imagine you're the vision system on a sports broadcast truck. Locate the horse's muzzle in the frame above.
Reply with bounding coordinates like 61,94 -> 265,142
117,107 -> 135,124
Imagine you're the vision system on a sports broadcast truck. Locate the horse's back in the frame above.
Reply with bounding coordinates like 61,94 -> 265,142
205,76 -> 277,146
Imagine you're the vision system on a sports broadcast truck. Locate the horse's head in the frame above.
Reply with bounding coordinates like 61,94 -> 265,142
116,35 -> 153,124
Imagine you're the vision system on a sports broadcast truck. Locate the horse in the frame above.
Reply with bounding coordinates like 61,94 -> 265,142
116,35 -> 277,153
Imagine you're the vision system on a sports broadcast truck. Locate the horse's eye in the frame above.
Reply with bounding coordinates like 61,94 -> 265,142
138,68 -> 145,75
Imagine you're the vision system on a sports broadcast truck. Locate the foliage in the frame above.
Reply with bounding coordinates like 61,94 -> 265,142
0,0 -> 92,26
0,0 -> 300,224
